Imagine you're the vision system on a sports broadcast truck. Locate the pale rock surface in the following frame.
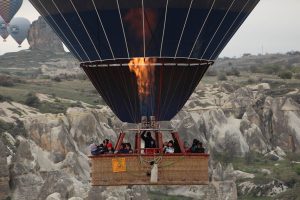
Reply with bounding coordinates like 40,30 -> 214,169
46,193 -> 62,200
233,170 -> 255,180
239,180 -> 288,197
28,17 -> 64,52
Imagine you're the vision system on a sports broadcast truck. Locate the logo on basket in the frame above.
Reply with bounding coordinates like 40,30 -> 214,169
112,158 -> 127,173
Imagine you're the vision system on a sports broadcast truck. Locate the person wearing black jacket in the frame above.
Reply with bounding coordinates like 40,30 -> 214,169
141,131 -> 156,148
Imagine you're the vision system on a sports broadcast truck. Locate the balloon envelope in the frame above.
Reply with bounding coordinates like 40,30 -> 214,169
8,17 -> 31,46
29,0 -> 260,123
0,16 -> 9,41
0,0 -> 23,24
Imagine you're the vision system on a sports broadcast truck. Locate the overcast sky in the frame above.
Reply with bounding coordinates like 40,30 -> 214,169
0,0 -> 299,57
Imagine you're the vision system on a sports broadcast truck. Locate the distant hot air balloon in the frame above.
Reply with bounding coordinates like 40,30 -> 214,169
0,0 -> 23,24
0,16 -> 9,41
29,0 -> 260,123
8,17 -> 31,47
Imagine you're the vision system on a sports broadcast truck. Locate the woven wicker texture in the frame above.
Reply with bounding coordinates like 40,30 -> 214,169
90,154 -> 209,186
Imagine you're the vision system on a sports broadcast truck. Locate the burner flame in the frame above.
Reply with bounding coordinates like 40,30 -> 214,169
128,57 -> 156,99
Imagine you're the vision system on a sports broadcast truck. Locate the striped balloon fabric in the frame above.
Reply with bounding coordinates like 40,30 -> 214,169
0,0 -> 23,24
0,16 -> 9,41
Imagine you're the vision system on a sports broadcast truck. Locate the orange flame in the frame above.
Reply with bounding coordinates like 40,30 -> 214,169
129,58 -> 156,99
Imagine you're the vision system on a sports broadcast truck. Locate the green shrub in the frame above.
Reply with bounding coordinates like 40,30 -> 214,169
0,75 -> 15,87
294,73 -> 300,79
217,72 -> 227,81
295,166 -> 300,175
24,93 -> 41,108
52,76 -> 62,82
250,65 -> 258,73
205,68 -> 217,76
0,95 -> 12,102
38,102 -> 67,114
0,120 -> 14,133
0,119 -> 25,136
226,67 -> 240,77
278,70 -> 293,79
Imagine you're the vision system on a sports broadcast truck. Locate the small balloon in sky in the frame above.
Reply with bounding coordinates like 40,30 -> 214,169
0,16 -> 9,41
8,17 -> 31,47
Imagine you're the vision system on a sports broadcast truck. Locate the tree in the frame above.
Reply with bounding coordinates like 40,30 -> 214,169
217,72 -> 227,81
250,65 -> 258,73
226,67 -> 240,77
206,68 -> 217,76
294,73 -> 300,80
278,70 -> 293,79
25,93 -> 40,108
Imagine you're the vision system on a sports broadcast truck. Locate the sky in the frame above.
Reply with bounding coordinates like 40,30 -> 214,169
0,0 -> 299,57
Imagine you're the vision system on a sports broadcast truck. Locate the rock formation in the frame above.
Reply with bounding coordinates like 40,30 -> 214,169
0,140 -> 10,200
27,17 -> 64,53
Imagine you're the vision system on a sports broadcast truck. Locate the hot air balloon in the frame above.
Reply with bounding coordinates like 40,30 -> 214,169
8,17 -> 31,47
29,0 -> 260,186
0,16 -> 9,41
0,0 -> 23,24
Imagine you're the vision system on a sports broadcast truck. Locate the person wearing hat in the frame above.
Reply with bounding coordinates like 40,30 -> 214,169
106,142 -> 114,154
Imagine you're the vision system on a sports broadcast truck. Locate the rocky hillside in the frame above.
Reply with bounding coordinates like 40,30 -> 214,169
1,20 -> 300,199
1,78 -> 300,199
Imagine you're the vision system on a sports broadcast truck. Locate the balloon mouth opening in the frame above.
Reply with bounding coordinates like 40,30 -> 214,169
81,57 -> 214,100
81,58 -> 213,123
80,57 -> 214,67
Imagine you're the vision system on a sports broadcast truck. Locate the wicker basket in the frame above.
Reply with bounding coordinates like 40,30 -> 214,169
90,153 -> 209,186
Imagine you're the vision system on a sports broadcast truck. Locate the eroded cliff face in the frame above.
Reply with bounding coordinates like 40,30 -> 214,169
0,82 -> 300,200
27,17 -> 64,53
0,140 -> 10,199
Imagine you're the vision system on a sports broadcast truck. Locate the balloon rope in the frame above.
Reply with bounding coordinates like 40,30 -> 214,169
90,66 -> 120,117
209,0 -> 255,60
51,0 -> 91,61
142,0 -> 145,58
117,65 -> 138,123
159,64 -> 175,120
209,0 -> 250,60
70,0 -> 102,60
116,0 -> 130,58
161,63 -> 187,120
188,0 -> 216,58
32,0 -> 83,61
200,0 -> 237,60
91,0 -> 115,59
174,0 -> 194,58
160,0 -> 169,57
106,66 -> 135,122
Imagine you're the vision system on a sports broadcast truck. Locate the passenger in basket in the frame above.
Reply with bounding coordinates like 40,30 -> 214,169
195,142 -> 205,153
163,141 -> 168,153
106,142 -> 114,154
173,139 -> 181,153
164,140 -> 175,154
125,143 -> 133,153
191,139 -> 200,153
141,131 -> 156,148
184,141 -> 191,153
89,141 -> 104,155
118,143 -> 129,154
